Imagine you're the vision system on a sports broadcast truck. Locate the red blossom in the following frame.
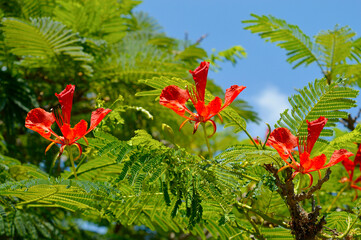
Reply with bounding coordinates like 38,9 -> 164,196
25,85 -> 111,159
267,116 -> 353,189
159,61 -> 246,137
340,144 -> 361,200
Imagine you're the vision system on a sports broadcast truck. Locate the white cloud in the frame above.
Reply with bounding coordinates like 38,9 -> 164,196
255,86 -> 290,125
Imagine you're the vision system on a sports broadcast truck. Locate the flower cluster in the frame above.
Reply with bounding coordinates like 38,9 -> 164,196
340,144 -> 361,200
25,85 -> 111,160
267,116 -> 353,189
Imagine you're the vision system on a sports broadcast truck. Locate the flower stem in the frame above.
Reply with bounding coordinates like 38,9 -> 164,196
201,122 -> 213,159
67,146 -> 78,180
326,184 -> 348,213
243,127 -> 259,149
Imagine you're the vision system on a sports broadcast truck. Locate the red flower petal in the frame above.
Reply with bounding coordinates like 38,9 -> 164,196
61,120 -> 88,143
300,152 -> 312,170
308,154 -> 327,171
221,85 -> 246,110
306,116 -> 327,153
354,175 -> 361,183
194,101 -> 207,118
160,85 -> 191,117
323,149 -> 354,169
342,158 -> 355,172
195,97 -> 222,120
55,85 -> 75,124
25,108 -> 57,141
206,97 -> 222,119
189,61 -> 209,101
87,108 -> 112,134
354,144 -> 361,168
268,128 -> 298,160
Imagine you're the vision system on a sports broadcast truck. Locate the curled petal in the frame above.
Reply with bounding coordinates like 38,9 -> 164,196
83,136 -> 89,145
322,149 -> 354,169
58,144 -> 66,158
268,128 -> 298,160
277,165 -> 291,173
160,85 -> 191,117
207,119 -> 217,138
189,61 -> 209,101
45,141 -> 57,154
55,85 -> 75,124
193,122 -> 201,134
306,116 -> 327,153
302,173 -> 314,190
291,171 -> 299,180
221,85 -> 247,110
217,113 -> 223,123
86,108 -> 112,134
25,108 -> 58,141
73,142 -> 83,161
179,119 -> 190,131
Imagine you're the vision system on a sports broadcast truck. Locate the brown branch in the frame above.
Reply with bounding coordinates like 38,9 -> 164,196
264,164 -> 332,240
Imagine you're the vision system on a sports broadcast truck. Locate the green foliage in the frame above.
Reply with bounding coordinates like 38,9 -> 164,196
276,78 -> 358,138
2,17 -> 92,74
243,14 -> 361,86
243,14 -> 319,69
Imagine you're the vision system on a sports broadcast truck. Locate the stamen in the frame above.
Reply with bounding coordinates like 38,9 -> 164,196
52,105 -> 65,128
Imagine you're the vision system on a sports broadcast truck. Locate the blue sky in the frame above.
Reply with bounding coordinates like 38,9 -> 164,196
136,1 -> 361,137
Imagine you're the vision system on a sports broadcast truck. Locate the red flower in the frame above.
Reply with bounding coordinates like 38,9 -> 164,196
25,85 -> 111,159
340,144 -> 361,200
267,116 -> 353,189
159,61 -> 246,137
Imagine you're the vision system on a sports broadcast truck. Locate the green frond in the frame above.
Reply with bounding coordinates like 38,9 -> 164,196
176,45 -> 208,62
243,14 -> 321,69
18,0 -> 55,19
217,145 -> 282,167
2,17 -> 92,73
261,227 -> 293,239
54,0 -> 130,43
315,124 -> 361,158
210,45 -> 247,68
97,37 -> 187,84
129,11 -> 163,34
315,26 -> 356,69
324,211 -> 358,235
276,78 -> 358,138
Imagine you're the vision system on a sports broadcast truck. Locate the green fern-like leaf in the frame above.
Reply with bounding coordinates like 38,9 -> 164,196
315,26 -> 356,69
243,14 -> 321,69
276,78 -> 358,138
2,17 -> 92,72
